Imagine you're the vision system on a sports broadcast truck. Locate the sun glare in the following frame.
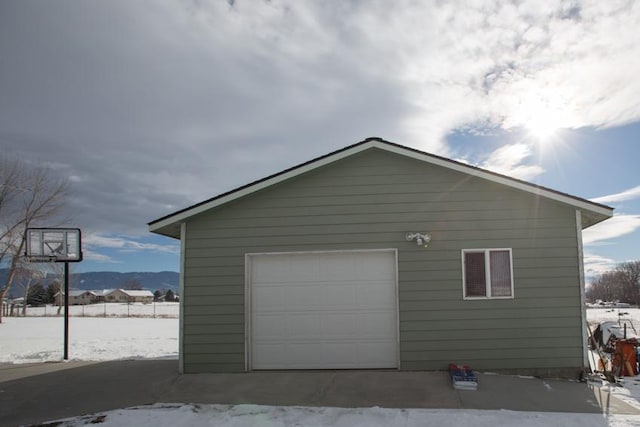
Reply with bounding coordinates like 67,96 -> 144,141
525,114 -> 561,142
515,93 -> 568,144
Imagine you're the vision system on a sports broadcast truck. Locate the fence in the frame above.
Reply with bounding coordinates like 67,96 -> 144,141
3,302 -> 179,318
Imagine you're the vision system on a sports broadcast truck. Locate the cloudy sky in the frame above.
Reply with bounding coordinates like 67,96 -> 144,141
1,0 -> 639,279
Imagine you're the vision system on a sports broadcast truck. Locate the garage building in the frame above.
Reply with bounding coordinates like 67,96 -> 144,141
148,138 -> 612,377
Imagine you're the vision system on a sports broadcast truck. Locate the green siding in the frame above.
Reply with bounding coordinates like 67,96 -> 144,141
181,148 -> 583,376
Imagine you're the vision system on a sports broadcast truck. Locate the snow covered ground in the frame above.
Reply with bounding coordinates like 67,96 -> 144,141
3,308 -> 640,426
0,316 -> 178,363
46,403 -> 640,427
588,307 -> 640,329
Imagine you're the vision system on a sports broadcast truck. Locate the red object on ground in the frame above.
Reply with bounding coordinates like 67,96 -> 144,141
613,339 -> 638,376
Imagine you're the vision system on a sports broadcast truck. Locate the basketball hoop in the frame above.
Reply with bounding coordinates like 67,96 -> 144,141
25,228 -> 82,262
24,227 -> 83,361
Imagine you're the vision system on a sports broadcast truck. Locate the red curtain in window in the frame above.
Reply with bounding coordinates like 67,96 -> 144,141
490,250 -> 512,297
465,252 -> 486,297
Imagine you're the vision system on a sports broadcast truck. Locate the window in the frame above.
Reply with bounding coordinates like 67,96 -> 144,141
462,249 -> 513,299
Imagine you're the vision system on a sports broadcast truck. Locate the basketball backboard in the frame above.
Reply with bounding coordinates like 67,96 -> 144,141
25,228 -> 82,262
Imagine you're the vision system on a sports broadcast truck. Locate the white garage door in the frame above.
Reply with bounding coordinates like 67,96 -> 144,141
248,250 -> 398,370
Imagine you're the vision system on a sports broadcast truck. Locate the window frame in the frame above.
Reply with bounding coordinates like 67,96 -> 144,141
461,248 -> 514,300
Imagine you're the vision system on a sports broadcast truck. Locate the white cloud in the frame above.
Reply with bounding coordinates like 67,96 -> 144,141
83,233 -> 179,255
480,143 -> 545,180
82,234 -> 127,249
582,214 -> 640,245
583,252 -> 617,277
592,185 -> 640,205
121,241 -> 179,254
81,249 -> 119,264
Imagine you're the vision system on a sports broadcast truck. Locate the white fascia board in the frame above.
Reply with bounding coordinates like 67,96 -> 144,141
576,210 -> 589,370
178,222 -> 186,374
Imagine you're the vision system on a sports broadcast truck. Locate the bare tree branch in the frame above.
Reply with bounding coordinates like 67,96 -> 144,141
587,261 -> 640,305
0,156 -> 70,322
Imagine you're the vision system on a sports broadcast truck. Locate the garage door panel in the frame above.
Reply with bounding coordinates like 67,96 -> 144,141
254,311 -> 396,342
254,341 -> 398,370
323,284 -> 357,308
321,313 -> 360,337
354,283 -> 396,308
253,252 -> 394,283
286,284 -> 330,309
253,281 -> 395,312
251,286 -> 286,311
252,344 -> 287,368
322,312 -> 396,338
286,313 -> 325,338
250,257 -> 300,282
289,343 -> 327,366
253,286 -> 394,312
249,250 -> 398,370
353,312 -> 398,337
251,314 -> 288,339
320,252 -> 394,280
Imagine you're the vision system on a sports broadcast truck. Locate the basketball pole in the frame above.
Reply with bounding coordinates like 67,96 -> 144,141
64,261 -> 69,360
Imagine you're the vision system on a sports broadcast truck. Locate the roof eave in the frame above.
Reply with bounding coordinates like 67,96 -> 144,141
150,223 -> 181,239
581,208 -> 614,230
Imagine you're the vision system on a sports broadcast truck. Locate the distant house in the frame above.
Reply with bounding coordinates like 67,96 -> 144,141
92,289 -> 115,302
105,289 -> 130,303
120,289 -> 154,304
69,290 -> 95,305
55,289 -> 154,304
55,290 -> 96,305
102,289 -> 154,303
149,137 -> 613,378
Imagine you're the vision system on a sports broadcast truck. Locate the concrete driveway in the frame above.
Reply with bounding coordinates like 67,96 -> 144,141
1,360 -> 639,426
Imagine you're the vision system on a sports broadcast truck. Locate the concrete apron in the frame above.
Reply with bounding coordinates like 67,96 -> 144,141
1,360 -> 639,427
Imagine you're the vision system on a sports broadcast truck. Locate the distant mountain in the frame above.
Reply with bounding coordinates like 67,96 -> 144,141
73,271 -> 179,292
1,269 -> 179,297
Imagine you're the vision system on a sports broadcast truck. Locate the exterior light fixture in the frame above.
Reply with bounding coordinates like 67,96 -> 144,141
406,232 -> 431,247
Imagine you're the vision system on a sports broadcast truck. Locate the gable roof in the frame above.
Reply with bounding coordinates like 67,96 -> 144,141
149,137 -> 613,238
69,290 -> 93,297
121,290 -> 154,297
93,289 -> 115,297
56,290 -> 95,297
